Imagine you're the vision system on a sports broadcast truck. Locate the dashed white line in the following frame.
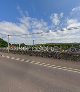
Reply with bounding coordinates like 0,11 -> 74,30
67,68 -> 80,71
51,66 -> 80,74
43,64 -> 50,66
39,63 -> 46,65
62,67 -> 67,69
52,66 -> 58,69
21,59 -> 25,62
30,61 -> 35,63
67,67 -> 73,70
2,55 -> 5,57
11,57 -> 15,60
55,65 -> 62,68
59,66 -> 80,72
62,68 -> 68,71
1,55 -> 80,74
35,62 -> 40,64
50,65 -> 56,67
47,65 -> 53,68
25,60 -> 80,74
16,58 -> 20,61
72,71 -> 80,73
6,56 -> 10,59
57,67 -> 64,70
73,68 -> 80,71
25,60 -> 30,62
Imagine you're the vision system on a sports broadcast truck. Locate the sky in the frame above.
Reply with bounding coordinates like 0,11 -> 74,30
0,0 -> 80,44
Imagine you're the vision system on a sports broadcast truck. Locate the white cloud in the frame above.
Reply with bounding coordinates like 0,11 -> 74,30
32,19 -> 48,33
72,6 -> 80,12
60,13 -> 64,18
0,16 -> 32,44
50,13 -> 63,26
50,13 -> 60,25
0,21 -> 26,34
67,19 -> 80,28
1,6 -> 80,44
71,6 -> 80,21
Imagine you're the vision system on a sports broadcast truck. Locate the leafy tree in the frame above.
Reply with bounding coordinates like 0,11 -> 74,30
0,38 -> 8,47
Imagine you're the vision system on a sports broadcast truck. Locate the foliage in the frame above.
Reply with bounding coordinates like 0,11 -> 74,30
0,38 -> 8,47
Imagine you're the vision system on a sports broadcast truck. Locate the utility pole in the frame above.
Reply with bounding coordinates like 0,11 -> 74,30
19,43 -> 20,49
8,35 -> 10,53
33,40 -> 34,45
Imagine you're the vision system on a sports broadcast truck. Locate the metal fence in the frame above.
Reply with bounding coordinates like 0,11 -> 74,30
0,46 -> 80,61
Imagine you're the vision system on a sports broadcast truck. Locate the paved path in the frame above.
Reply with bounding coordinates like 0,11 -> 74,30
0,52 -> 80,92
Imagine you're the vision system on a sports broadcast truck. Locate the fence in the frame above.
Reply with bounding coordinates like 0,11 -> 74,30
0,47 -> 80,61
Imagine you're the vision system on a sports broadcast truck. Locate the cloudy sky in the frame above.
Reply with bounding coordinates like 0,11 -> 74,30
0,0 -> 80,44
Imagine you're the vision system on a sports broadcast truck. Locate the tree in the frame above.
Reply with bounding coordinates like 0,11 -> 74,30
0,38 -> 8,47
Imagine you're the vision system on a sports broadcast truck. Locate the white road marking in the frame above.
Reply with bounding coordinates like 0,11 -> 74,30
67,69 -> 74,72
60,66 -> 80,72
72,71 -> 80,73
2,55 -> 80,74
43,64 -> 49,67
62,67 -> 68,69
62,68 -> 68,71
2,55 -> 5,57
30,61 -> 35,63
67,68 -> 80,71
29,61 -> 80,74
50,65 -> 56,67
46,64 -> 50,65
44,64 -> 50,66
39,63 -> 46,65
67,67 -> 73,70
21,59 -> 25,62
48,65 -> 53,68
11,57 -> 15,60
6,56 -> 10,58
55,65 -> 62,68
16,58 -> 20,61
57,67 -> 64,70
25,60 -> 30,62
73,68 -> 80,71
35,62 -> 40,64
51,65 -> 80,74
52,66 -> 58,69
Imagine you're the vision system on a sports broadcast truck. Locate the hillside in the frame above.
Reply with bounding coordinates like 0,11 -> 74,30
0,38 -> 8,47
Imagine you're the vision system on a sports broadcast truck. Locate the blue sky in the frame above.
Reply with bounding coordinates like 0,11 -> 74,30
0,0 -> 80,22
0,0 -> 80,44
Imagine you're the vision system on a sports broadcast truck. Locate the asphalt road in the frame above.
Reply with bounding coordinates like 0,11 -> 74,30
0,53 -> 80,92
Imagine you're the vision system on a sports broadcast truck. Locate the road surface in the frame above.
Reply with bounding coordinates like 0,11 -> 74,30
0,52 -> 80,92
